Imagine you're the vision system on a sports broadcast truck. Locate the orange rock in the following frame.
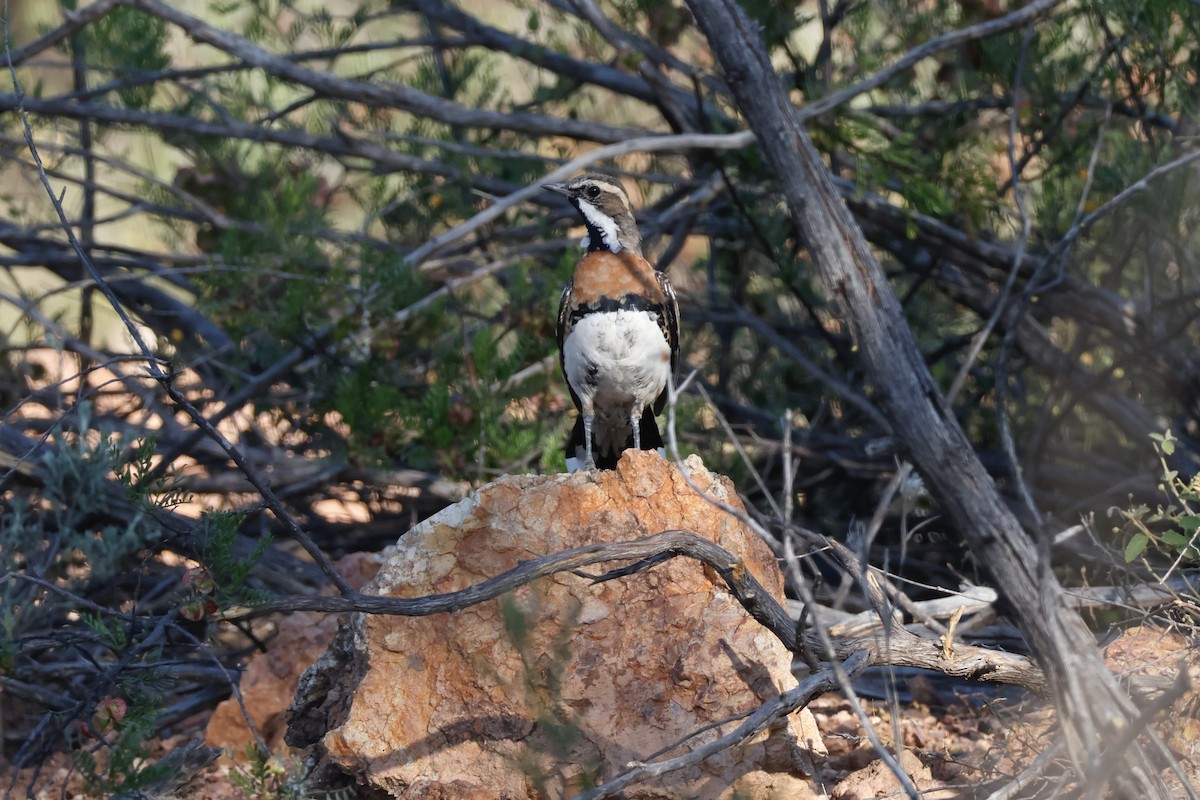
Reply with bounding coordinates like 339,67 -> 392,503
204,609 -> 339,755
831,749 -> 949,800
288,451 -> 826,798
205,553 -> 381,755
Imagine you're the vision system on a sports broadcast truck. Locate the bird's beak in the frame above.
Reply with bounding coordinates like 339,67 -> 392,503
544,182 -> 571,196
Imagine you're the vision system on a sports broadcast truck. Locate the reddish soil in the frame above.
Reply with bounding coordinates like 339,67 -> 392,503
2,624 -> 1194,798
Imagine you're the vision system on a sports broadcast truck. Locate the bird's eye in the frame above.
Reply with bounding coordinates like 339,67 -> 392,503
585,185 -> 601,199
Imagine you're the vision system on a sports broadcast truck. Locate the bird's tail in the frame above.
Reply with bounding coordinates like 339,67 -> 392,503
565,408 -> 664,472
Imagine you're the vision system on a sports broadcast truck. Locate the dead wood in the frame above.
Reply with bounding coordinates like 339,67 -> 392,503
679,0 -> 1172,794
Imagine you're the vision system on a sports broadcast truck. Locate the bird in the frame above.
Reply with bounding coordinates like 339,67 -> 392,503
545,173 -> 680,472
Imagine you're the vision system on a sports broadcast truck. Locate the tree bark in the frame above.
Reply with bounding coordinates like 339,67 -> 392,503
681,0 -> 1167,795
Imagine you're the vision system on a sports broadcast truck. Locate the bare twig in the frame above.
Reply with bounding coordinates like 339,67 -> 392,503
661,382 -> 923,799
1050,148 -> 1200,266
4,28 -> 353,597
5,0 -> 120,67
404,130 -> 754,266
126,0 -> 648,144
794,0 -> 1065,122
572,651 -> 871,800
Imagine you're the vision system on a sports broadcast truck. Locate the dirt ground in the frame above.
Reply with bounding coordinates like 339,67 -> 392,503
0,692 -> 1052,799
2,627 -> 1195,799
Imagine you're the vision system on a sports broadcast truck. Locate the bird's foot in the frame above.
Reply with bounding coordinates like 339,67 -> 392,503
566,455 -> 598,473
583,414 -> 597,472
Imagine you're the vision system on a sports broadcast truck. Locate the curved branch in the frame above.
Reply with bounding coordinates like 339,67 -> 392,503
410,0 -> 669,106
796,0 -> 1065,121
227,529 -> 1047,692
125,0 -> 650,144
572,650 -> 871,800
6,0 -> 121,66
679,0 -> 1165,794
405,130 -> 754,266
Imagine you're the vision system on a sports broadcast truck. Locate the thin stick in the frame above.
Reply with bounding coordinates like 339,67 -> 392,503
405,130 -> 755,266
2,21 -> 353,597
571,651 -> 870,800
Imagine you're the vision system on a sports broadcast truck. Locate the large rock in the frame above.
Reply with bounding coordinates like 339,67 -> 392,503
287,451 -> 825,798
205,553 -> 381,755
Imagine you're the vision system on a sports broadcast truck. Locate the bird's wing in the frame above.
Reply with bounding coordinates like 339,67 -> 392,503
656,269 -> 680,375
556,278 -> 584,412
556,278 -> 573,360
651,269 -> 680,416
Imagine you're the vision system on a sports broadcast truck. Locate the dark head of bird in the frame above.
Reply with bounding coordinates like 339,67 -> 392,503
545,173 -> 642,256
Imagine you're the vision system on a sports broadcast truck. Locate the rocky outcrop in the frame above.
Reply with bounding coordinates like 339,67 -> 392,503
205,553 -> 381,755
287,451 -> 825,799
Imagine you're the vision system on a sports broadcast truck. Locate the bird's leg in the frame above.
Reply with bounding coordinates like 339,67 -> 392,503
583,413 -> 597,470
630,407 -> 642,451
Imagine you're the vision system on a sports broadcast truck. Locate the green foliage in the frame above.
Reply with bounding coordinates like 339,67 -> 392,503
500,593 -> 532,650
74,693 -> 168,797
1114,431 -> 1200,567
78,6 -> 170,107
733,0 -> 806,49
0,404 -> 163,634
195,510 -> 270,607
118,435 -> 188,509
80,612 -> 129,651
1,418 -> 180,798
0,407 -> 273,795
145,22 -> 567,480
184,150 -> 334,343
230,746 -> 310,800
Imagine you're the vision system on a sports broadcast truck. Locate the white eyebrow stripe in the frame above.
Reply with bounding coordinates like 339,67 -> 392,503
576,199 -> 622,253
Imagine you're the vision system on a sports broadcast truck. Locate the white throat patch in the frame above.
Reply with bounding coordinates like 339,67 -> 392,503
576,200 -> 622,253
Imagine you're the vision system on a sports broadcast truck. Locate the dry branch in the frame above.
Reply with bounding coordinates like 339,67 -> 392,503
680,0 -> 1169,795
127,0 -> 651,144
572,651 -> 871,800
226,528 -> 1048,693
2,1 -> 1198,795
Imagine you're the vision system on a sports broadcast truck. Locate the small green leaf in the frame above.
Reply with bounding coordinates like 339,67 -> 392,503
1161,531 -> 1188,549
1124,533 -> 1149,562
1123,503 -> 1149,520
